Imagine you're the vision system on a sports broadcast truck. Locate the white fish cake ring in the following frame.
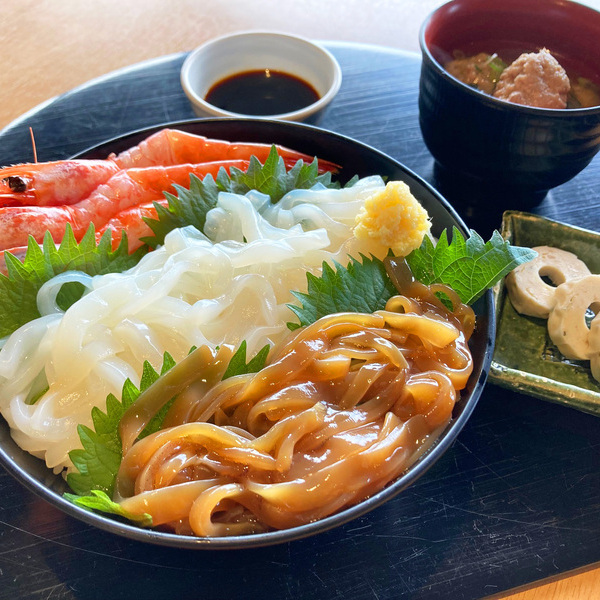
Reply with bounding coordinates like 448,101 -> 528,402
505,246 -> 591,318
548,274 -> 600,360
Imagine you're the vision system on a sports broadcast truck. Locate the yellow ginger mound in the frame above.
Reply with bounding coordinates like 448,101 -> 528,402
354,181 -> 431,257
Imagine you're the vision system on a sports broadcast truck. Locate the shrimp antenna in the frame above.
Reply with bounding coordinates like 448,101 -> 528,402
29,127 -> 38,163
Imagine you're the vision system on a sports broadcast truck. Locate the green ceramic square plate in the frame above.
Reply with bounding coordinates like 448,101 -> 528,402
490,211 -> 600,417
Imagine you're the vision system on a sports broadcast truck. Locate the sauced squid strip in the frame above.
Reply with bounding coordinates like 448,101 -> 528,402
244,412 -> 436,530
118,479 -> 222,525
188,483 -> 252,537
114,422 -> 278,501
505,246 -> 590,318
111,290 -> 474,536
118,344 -> 234,455
375,310 -> 459,347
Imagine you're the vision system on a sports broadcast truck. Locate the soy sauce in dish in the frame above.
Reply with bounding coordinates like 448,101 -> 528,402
205,69 -> 320,115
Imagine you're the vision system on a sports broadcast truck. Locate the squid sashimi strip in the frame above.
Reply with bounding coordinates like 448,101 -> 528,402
0,160 -> 248,252
109,128 -> 340,173
0,160 -> 121,208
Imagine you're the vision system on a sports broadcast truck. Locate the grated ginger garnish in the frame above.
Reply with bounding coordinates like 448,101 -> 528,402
354,181 -> 431,257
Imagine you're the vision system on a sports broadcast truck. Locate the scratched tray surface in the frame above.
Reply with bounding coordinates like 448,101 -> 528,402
0,45 -> 599,600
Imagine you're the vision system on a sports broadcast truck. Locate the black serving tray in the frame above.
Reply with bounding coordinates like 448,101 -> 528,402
0,43 -> 599,600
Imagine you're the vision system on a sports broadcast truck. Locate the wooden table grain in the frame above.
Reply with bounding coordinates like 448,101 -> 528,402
0,2 -> 599,599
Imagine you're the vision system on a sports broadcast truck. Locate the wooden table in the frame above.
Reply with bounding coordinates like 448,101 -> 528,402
1,2 -> 599,599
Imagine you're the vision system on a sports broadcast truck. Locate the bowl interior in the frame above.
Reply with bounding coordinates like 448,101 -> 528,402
0,118 -> 495,549
423,0 -> 600,87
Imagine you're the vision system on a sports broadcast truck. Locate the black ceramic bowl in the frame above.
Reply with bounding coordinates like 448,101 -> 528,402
419,0 -> 600,207
0,118 -> 495,549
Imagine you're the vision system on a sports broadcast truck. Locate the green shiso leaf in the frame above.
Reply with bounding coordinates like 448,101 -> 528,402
406,227 -> 537,304
140,170 -> 222,249
287,254 -> 398,329
286,228 -> 536,329
225,146 -> 334,200
0,224 -> 146,339
64,490 -> 152,527
65,352 -> 176,497
222,341 -> 270,380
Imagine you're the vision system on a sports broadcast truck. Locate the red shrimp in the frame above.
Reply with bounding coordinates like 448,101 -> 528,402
96,199 -> 167,252
0,160 -> 121,208
0,199 -> 160,274
109,128 -> 340,173
0,245 -> 27,276
0,160 -> 248,252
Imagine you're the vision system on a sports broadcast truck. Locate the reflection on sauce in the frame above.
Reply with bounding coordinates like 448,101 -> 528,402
205,69 -> 320,115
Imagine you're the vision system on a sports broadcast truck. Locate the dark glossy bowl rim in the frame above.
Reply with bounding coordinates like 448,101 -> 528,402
0,117 -> 495,549
419,0 -> 600,116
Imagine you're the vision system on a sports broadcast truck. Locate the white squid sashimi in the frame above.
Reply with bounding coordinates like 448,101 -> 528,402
0,177 -> 388,471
